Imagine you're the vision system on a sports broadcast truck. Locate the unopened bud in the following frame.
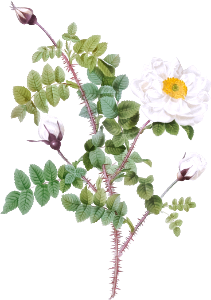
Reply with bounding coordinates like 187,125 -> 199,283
177,152 -> 207,181
10,1 -> 37,25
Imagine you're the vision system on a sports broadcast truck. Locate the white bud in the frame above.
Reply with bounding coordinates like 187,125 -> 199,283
28,115 -> 64,150
177,152 -> 207,181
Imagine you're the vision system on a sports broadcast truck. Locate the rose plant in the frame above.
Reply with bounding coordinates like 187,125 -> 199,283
1,2 -> 210,299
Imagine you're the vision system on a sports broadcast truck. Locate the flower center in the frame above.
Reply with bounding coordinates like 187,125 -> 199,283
162,77 -> 187,99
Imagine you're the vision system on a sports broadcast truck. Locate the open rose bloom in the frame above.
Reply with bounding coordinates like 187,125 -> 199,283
130,57 -> 211,126
177,152 -> 207,181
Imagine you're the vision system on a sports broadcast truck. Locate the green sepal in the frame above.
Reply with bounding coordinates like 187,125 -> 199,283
106,194 -> 120,211
112,74 -> 129,90
48,180 -> 60,198
90,206 -> 105,223
29,164 -> 45,185
118,111 -> 139,130
13,86 -> 31,105
105,140 -> 126,155
87,67 -> 104,85
89,148 -> 105,168
34,184 -> 50,207
116,201 -> 127,216
102,118 -> 121,135
14,169 -> 31,191
43,160 -> 57,181
181,125 -> 194,140
83,152 -> 93,171
72,177 -> 83,189
18,189 -> 34,215
1,191 -> 20,214
75,204 -> 92,222
84,35 -> 101,52
59,179 -> 71,193
98,58 -> 115,77
41,64 -> 55,85
11,105 -> 27,122
34,90 -> 49,113
101,210 -> 115,225
152,122 -> 165,136
118,100 -> 140,119
137,181 -> 153,200
113,215 -> 124,229
61,193 -> 81,211
165,120 -> 179,136
93,188 -> 107,207
103,54 -> 120,68
46,84 -> 60,107
124,171 -> 139,186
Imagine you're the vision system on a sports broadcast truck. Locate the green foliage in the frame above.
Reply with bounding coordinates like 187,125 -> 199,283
145,195 -> 162,215
6,22 -> 196,237
137,180 -> 154,200
163,196 -> 196,237
61,187 -> 128,229
11,63 -> 77,126
152,120 -> 194,140
180,125 -> 194,141
165,212 -> 182,237
2,160 -> 59,215
118,100 -> 140,119
124,216 -> 135,232
168,196 -> 196,212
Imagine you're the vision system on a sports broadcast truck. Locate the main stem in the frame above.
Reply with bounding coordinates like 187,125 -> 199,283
32,18 -> 180,299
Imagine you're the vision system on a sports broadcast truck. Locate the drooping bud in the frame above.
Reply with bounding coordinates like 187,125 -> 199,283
27,116 -> 64,151
10,2 -> 37,25
92,125 -> 105,147
177,152 -> 207,181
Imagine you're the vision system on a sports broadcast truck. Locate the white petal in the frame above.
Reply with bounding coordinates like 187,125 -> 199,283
151,57 -> 168,80
141,105 -> 174,123
165,57 -> 183,78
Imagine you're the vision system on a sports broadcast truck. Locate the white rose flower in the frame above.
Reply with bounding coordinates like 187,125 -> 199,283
177,152 -> 207,181
28,115 -> 64,150
130,57 -> 211,126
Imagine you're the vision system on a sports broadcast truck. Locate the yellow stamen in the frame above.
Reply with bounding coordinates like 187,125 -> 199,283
162,77 -> 187,99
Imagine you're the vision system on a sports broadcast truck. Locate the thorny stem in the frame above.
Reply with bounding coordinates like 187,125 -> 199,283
25,19 -> 181,299
37,23 -> 97,134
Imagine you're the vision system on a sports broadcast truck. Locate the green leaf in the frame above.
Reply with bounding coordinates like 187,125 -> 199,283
65,173 -> 76,185
49,45 -> 56,59
175,219 -> 183,227
102,76 -> 116,86
43,160 -> 57,181
42,47 -> 50,62
11,105 -> 26,122
123,126 -> 140,140
61,194 -> 81,211
13,86 -> 31,105
87,67 -> 104,85
68,22 -> 77,35
106,194 -> 120,211
55,66 -> 65,83
29,164 -> 45,185
75,204 -> 91,222
118,100 -> 140,119
93,188 -> 107,207
102,118 -> 121,136
70,36 -> 80,43
34,90 -> 49,113
173,227 -> 181,237
48,180 -> 60,198
124,217 -> 135,232
165,120 -> 179,135
113,215 -> 124,229
183,204 -> 190,212
25,100 -> 37,115
79,101 -> 97,119
180,125 -> 194,141
96,177 -> 102,190
105,140 -> 126,155
89,148 -> 105,168
98,85 -> 116,98
185,197 -> 192,204
115,90 -> 122,101
62,33 -> 71,41
124,171 -> 139,186
152,122 -> 165,136
59,179 -> 71,193
189,202 -> 196,208
77,83 -> 98,101
172,199 -> 177,205
130,152 -> 143,163
84,35 -> 101,52
75,167 -> 87,178
90,206 -> 105,223
136,178 -> 154,200
92,42 -> 107,57
27,69 -> 42,92
83,152 -> 93,171
72,177 -> 84,190
145,195 -> 162,215
84,139 -> 96,152
169,222 -> 177,230
58,84 -> 70,100
145,175 -> 154,184
34,184 -> 50,206
116,201 -> 128,217
178,197 -> 184,205
58,165 -> 69,179
100,96 -> 118,118
56,48 -> 62,58
33,109 -> 41,126
118,110 -> 140,130
66,80 -> 79,89
18,189 -> 34,215
98,58 -> 115,77
104,54 -> 120,68
73,39 -> 87,54
79,186 -> 93,205
57,39 -> 63,49
92,126 -> 105,147
87,55 -> 97,72
112,133 -> 125,147
42,64 -> 55,85
113,74 -> 129,90
46,85 -> 60,107
1,191 -> 20,214
32,51 -> 43,63
101,210 -> 115,226
14,169 -> 31,191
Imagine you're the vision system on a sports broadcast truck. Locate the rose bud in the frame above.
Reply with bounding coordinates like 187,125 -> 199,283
27,116 -> 64,151
177,152 -> 207,181
10,1 -> 37,25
